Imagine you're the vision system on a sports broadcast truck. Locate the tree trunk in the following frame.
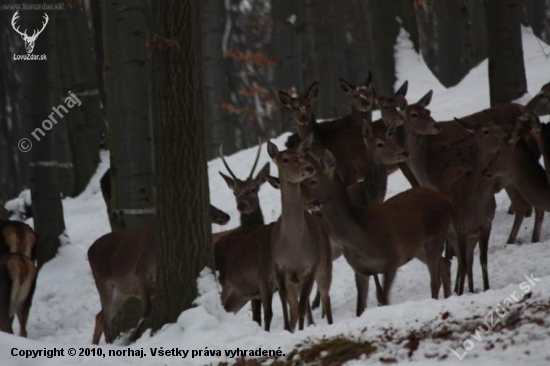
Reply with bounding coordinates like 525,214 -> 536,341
56,2 -> 104,196
271,0 -> 303,131
89,0 -> 108,119
102,0 -> 155,230
485,0 -> 527,106
19,9 -> 67,268
150,0 -> 213,330
525,0 -> 550,45
301,0 -> 350,118
201,0 -> 236,158
415,0 -> 487,88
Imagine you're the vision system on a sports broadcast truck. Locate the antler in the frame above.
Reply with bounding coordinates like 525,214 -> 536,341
32,13 -> 49,39
11,11 -> 27,37
219,144 -> 238,180
248,137 -> 262,179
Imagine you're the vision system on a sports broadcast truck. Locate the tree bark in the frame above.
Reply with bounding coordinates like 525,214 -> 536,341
89,0 -> 108,119
201,0 -> 236,158
415,0 -> 487,88
56,2 -> 104,196
271,0 -> 303,131
102,0 -> 155,230
19,9 -> 67,268
485,0 -> 527,106
150,0 -> 213,330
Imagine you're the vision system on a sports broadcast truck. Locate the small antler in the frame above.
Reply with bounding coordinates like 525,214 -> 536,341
248,137 -> 262,179
11,11 -> 27,38
219,145 -> 238,180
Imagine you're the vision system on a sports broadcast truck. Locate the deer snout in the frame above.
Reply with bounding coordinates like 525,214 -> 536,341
482,169 -> 494,179
401,151 -> 410,159
237,201 -> 249,213
432,123 -> 442,133
217,214 -> 230,225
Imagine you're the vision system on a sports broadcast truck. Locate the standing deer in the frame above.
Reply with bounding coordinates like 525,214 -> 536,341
301,150 -> 452,316
0,221 -> 37,337
217,140 -> 273,327
89,206 -> 229,344
266,136 -> 333,332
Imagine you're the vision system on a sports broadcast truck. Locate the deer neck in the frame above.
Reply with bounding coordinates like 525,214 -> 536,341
279,179 -> 308,238
352,107 -> 371,126
296,114 -> 321,140
357,149 -> 387,207
240,206 -> 264,228
510,140 -> 550,210
404,127 -> 429,186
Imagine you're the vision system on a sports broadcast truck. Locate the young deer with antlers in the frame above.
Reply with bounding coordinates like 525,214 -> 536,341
216,140 -> 274,328
266,136 -> 333,332
301,150 -> 452,316
89,206 -> 229,344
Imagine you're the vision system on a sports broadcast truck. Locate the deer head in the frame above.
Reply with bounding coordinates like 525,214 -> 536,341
375,81 -> 409,126
278,82 -> 319,126
362,121 -> 409,164
338,72 -> 374,113
402,90 -> 441,135
11,11 -> 49,54
209,205 -> 230,225
525,81 -> 550,116
219,138 -> 270,215
454,115 -> 507,155
267,134 -> 316,183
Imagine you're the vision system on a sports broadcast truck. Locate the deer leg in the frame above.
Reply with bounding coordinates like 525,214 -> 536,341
373,274 -> 384,306
425,244 -> 443,299
298,274 -> 316,330
16,278 -> 35,338
286,281 -> 299,333
275,271 -> 291,332
532,209 -> 544,243
251,299 -> 262,327
506,186 -> 528,244
92,311 -> 104,345
507,209 -> 525,244
380,268 -> 397,306
507,204 -> 514,215
479,226 -> 491,292
440,257 -> 452,298
311,290 -> 321,310
259,279 -> 273,332
355,272 -> 369,317
128,287 -> 151,344
103,289 -> 127,344
455,231 -> 468,296
466,237 -> 476,293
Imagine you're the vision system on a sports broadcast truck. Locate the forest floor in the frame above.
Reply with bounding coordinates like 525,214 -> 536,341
2,27 -> 550,366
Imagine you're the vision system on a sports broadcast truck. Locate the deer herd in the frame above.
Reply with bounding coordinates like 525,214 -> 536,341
0,76 -> 549,344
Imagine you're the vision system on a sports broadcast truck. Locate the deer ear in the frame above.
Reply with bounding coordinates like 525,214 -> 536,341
321,150 -> 336,176
267,141 -> 279,159
255,162 -> 270,185
306,81 -> 319,101
278,91 -> 293,108
417,90 -> 433,107
264,175 -> 280,189
385,122 -> 397,139
339,78 -> 353,93
219,171 -> 235,190
454,118 -> 475,134
396,95 -> 408,110
299,133 -> 314,154
395,80 -> 408,97
365,71 -> 372,87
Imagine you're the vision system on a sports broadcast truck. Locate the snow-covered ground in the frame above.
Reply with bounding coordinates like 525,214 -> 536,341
2,27 -> 550,365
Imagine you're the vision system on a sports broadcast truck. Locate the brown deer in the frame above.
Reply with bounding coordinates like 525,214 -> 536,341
0,220 -> 37,337
217,139 -> 272,327
0,205 -> 9,220
301,150 -> 452,316
525,81 -> 550,116
484,114 -> 550,220
89,206 -> 229,344
266,135 -> 333,332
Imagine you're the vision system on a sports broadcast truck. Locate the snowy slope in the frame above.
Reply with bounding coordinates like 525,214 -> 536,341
2,27 -> 550,366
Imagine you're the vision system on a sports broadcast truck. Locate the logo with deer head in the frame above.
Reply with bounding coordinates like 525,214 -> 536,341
11,11 -> 49,54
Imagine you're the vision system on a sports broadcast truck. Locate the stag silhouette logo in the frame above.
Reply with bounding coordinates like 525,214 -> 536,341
11,11 -> 49,54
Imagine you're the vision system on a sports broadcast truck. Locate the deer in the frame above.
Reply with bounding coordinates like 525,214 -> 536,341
483,114 -> 550,223
0,220 -> 37,337
0,205 -> 9,220
216,139 -> 272,327
266,135 -> 333,332
300,149 -> 452,317
284,73 -> 375,150
89,207 -> 229,344
11,11 -> 49,54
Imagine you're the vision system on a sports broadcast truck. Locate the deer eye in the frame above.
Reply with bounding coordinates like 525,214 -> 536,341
282,157 -> 290,163
483,130 -> 489,135
309,180 -> 316,186
251,188 -> 257,193
376,142 -> 384,148
411,112 -> 418,118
